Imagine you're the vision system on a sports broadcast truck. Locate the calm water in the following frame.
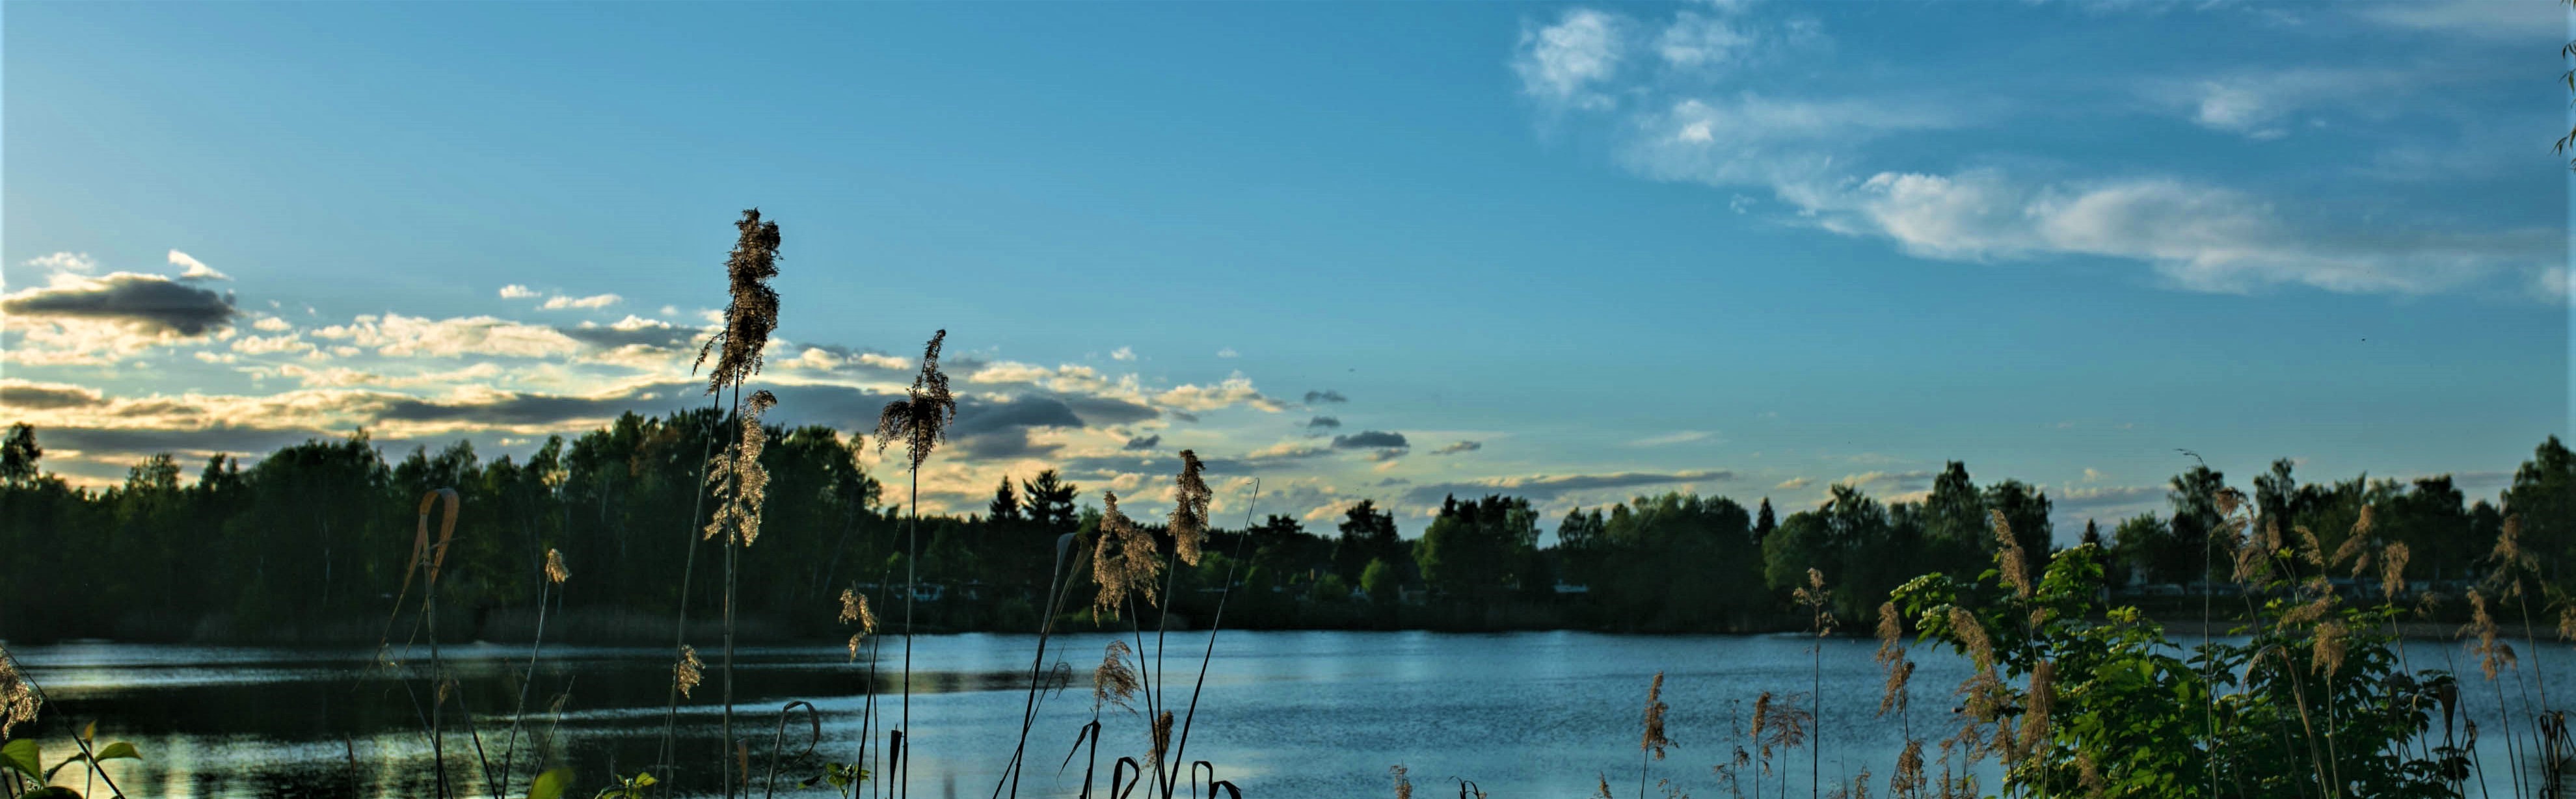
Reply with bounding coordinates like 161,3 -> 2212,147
12,631 -> 2576,798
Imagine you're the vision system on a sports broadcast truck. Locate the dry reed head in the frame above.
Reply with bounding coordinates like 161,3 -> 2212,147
2294,525 -> 2326,567
1880,660 -> 1915,718
2559,605 -> 2576,643
1762,693 -> 1813,753
2075,752 -> 2106,799
2466,590 -> 2517,679
694,209 -> 783,393
2380,542 -> 2410,600
2017,661 -> 2056,757
1391,765 -> 1412,799
2314,620 -> 2350,675
1091,492 -> 1166,616
1793,568 -> 1835,631
675,644 -> 705,698
2232,520 -> 2277,584
875,330 -> 958,473
1749,691 -> 1773,752
704,389 -> 777,546
1991,510 -> 2030,599
1875,602 -> 1904,666
543,548 -> 570,584
838,588 -> 878,631
2215,486 -> 2246,517
1168,450 -> 1212,566
1948,607 -> 1996,672
1150,710 -> 1175,770
1093,640 -> 1140,713
0,645 -> 38,739
1892,740 -> 1926,799
1641,671 -> 1674,759
1596,773 -> 1614,799
2332,507 -> 2373,569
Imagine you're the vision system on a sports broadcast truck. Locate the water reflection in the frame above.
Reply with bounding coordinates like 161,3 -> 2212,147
11,632 -> 2574,798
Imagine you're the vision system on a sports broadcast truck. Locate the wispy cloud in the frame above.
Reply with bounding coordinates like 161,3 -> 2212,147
1629,430 -> 1712,447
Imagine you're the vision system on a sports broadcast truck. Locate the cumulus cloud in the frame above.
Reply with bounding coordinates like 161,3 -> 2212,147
1123,434 -> 1162,451
1514,8 -> 1628,111
1306,415 -> 1343,430
1302,389 -> 1348,404
25,252 -> 98,274
4,271 -> 239,336
1,379 -> 106,410
1110,346 -> 1136,361
499,285 -> 541,299
312,313 -> 584,359
1331,430 -> 1410,450
541,293 -> 623,310
1430,440 -> 1483,456
1155,373 -> 1283,413
168,250 -> 230,281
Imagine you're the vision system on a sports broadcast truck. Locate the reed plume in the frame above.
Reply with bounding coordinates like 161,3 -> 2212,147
2294,525 -> 2326,567
1948,608 -> 1996,673
1891,740 -> 1925,799
706,390 -> 777,546
1168,451 -> 1211,567
1149,711 -> 1174,772
1391,764 -> 1413,799
1094,640 -> 1141,713
2331,506 -> 2373,568
544,549 -> 569,584
1643,672 -> 1674,759
876,329 -> 955,799
2314,620 -> 2350,676
676,645 -> 705,698
1092,492 -> 1163,616
0,644 -> 38,738
2468,590 -> 2517,680
2017,661 -> 2055,758
2381,542 -> 2411,601
840,589 -> 877,661
1991,511 -> 2030,599
1639,671 -> 1674,799
694,209 -> 782,393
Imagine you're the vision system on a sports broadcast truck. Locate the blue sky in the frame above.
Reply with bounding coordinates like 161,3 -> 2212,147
4,1 -> 2567,538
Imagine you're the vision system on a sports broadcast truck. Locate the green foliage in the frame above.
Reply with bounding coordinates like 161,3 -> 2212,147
1361,558 -> 1399,603
592,770 -> 657,799
526,766 -> 574,799
1896,526 -> 2463,798
1414,495 -> 1537,600
3,738 -> 39,781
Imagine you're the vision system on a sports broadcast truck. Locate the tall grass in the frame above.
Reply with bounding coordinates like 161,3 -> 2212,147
876,329 -> 958,799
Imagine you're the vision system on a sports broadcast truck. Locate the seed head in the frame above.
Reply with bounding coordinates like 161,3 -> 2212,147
1168,450 -> 1212,567
1391,765 -> 1413,799
875,331 -> 958,473
1641,671 -> 1674,759
1091,492 -> 1166,616
1948,607 -> 1996,673
704,390 -> 777,546
2380,542 -> 2410,599
1093,640 -> 1140,713
694,209 -> 783,393
1991,510 -> 2030,598
2017,661 -> 2056,757
0,646 -> 39,738
2314,620 -> 2350,675
675,644 -> 705,698
544,548 -> 570,584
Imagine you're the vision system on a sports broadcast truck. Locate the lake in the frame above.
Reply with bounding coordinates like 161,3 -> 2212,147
10,630 -> 2573,798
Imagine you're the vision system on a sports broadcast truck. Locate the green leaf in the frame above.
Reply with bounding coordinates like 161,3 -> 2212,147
527,766 -> 576,799
1,738 -> 40,780
92,742 -> 139,761
46,752 -> 90,779
22,787 -> 84,799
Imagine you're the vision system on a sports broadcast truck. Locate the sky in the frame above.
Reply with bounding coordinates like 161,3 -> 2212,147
3,0 -> 2568,541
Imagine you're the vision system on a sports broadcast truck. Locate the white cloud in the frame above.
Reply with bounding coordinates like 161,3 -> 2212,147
168,250 -> 230,281
1774,477 -> 1812,490
1629,430 -> 1713,447
311,313 -> 584,359
1216,347 -> 1239,358
27,252 -> 98,274
1656,9 -> 1756,69
1514,8 -> 1628,111
541,293 -> 622,309
499,285 -> 541,299
252,316 -> 294,332
1110,346 -> 1136,361
1799,169 -> 2555,295
1155,372 -> 1283,413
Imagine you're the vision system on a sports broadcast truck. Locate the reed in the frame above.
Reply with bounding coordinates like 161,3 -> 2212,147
877,329 -> 958,799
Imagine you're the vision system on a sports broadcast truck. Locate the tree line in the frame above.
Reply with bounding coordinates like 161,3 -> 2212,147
4,417 -> 2569,640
